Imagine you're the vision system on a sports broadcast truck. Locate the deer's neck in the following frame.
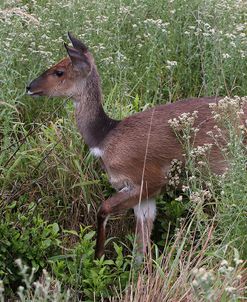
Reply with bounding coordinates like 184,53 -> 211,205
74,68 -> 119,148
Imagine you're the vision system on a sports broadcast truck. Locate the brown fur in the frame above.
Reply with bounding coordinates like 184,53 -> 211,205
27,34 -> 247,260
103,97 -> 226,192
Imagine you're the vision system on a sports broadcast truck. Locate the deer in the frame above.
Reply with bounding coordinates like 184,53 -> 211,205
27,33 -> 247,261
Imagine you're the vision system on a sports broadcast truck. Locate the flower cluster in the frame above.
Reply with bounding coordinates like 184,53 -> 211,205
168,111 -> 198,133
209,96 -> 247,124
167,158 -> 183,188
207,96 -> 247,154
166,60 -> 178,70
191,267 -> 215,289
218,256 -> 244,299
190,143 -> 212,167
143,18 -> 170,32
191,252 -> 245,301
191,267 -> 216,302
189,190 -> 212,205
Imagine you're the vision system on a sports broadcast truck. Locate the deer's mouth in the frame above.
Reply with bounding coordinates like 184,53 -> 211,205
27,90 -> 44,96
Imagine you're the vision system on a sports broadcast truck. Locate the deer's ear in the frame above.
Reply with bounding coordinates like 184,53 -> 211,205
68,32 -> 88,53
64,43 -> 91,75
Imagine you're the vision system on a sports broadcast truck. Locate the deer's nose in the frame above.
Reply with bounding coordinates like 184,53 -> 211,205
26,85 -> 31,92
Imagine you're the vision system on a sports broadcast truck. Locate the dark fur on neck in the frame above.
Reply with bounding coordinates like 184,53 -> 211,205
75,66 -> 119,148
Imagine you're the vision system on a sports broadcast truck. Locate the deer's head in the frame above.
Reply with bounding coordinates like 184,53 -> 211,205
26,33 -> 93,98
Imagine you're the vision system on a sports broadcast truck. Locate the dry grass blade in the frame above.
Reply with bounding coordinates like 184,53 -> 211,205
0,8 -> 40,25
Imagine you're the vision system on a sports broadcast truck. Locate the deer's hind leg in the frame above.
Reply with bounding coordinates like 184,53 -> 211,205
95,180 -> 159,260
133,199 -> 157,262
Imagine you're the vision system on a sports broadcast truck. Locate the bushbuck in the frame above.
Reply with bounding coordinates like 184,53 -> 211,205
27,33 -> 247,260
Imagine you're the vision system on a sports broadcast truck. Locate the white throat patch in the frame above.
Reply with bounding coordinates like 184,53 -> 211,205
90,147 -> 104,157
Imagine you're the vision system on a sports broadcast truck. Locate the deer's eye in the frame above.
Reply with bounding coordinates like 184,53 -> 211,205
54,70 -> 64,77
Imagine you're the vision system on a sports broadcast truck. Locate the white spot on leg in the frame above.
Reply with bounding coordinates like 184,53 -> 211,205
90,147 -> 104,157
133,199 -> 156,222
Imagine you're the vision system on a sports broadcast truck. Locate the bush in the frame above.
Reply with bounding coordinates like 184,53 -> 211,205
50,228 -> 132,301
0,206 -> 61,291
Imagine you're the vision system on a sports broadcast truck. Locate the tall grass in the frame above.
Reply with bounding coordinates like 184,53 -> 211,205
0,0 -> 246,300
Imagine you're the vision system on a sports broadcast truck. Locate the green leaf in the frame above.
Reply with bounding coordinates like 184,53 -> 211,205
84,231 -> 95,241
52,223 -> 59,234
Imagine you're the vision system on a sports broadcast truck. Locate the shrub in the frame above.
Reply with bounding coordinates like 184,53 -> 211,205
0,206 -> 61,292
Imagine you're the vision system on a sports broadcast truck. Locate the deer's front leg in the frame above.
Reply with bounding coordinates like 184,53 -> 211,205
95,187 -> 142,259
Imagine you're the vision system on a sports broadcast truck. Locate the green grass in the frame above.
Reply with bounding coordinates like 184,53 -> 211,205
0,0 -> 246,301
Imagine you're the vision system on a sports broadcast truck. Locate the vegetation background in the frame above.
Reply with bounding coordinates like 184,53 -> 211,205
0,0 -> 246,301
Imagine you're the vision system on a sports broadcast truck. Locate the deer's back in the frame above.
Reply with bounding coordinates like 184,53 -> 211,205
101,97 -> 244,191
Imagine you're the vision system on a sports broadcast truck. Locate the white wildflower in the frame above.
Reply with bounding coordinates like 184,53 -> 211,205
166,60 -> 177,70
222,53 -> 231,59
220,260 -> 228,266
225,286 -> 236,293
